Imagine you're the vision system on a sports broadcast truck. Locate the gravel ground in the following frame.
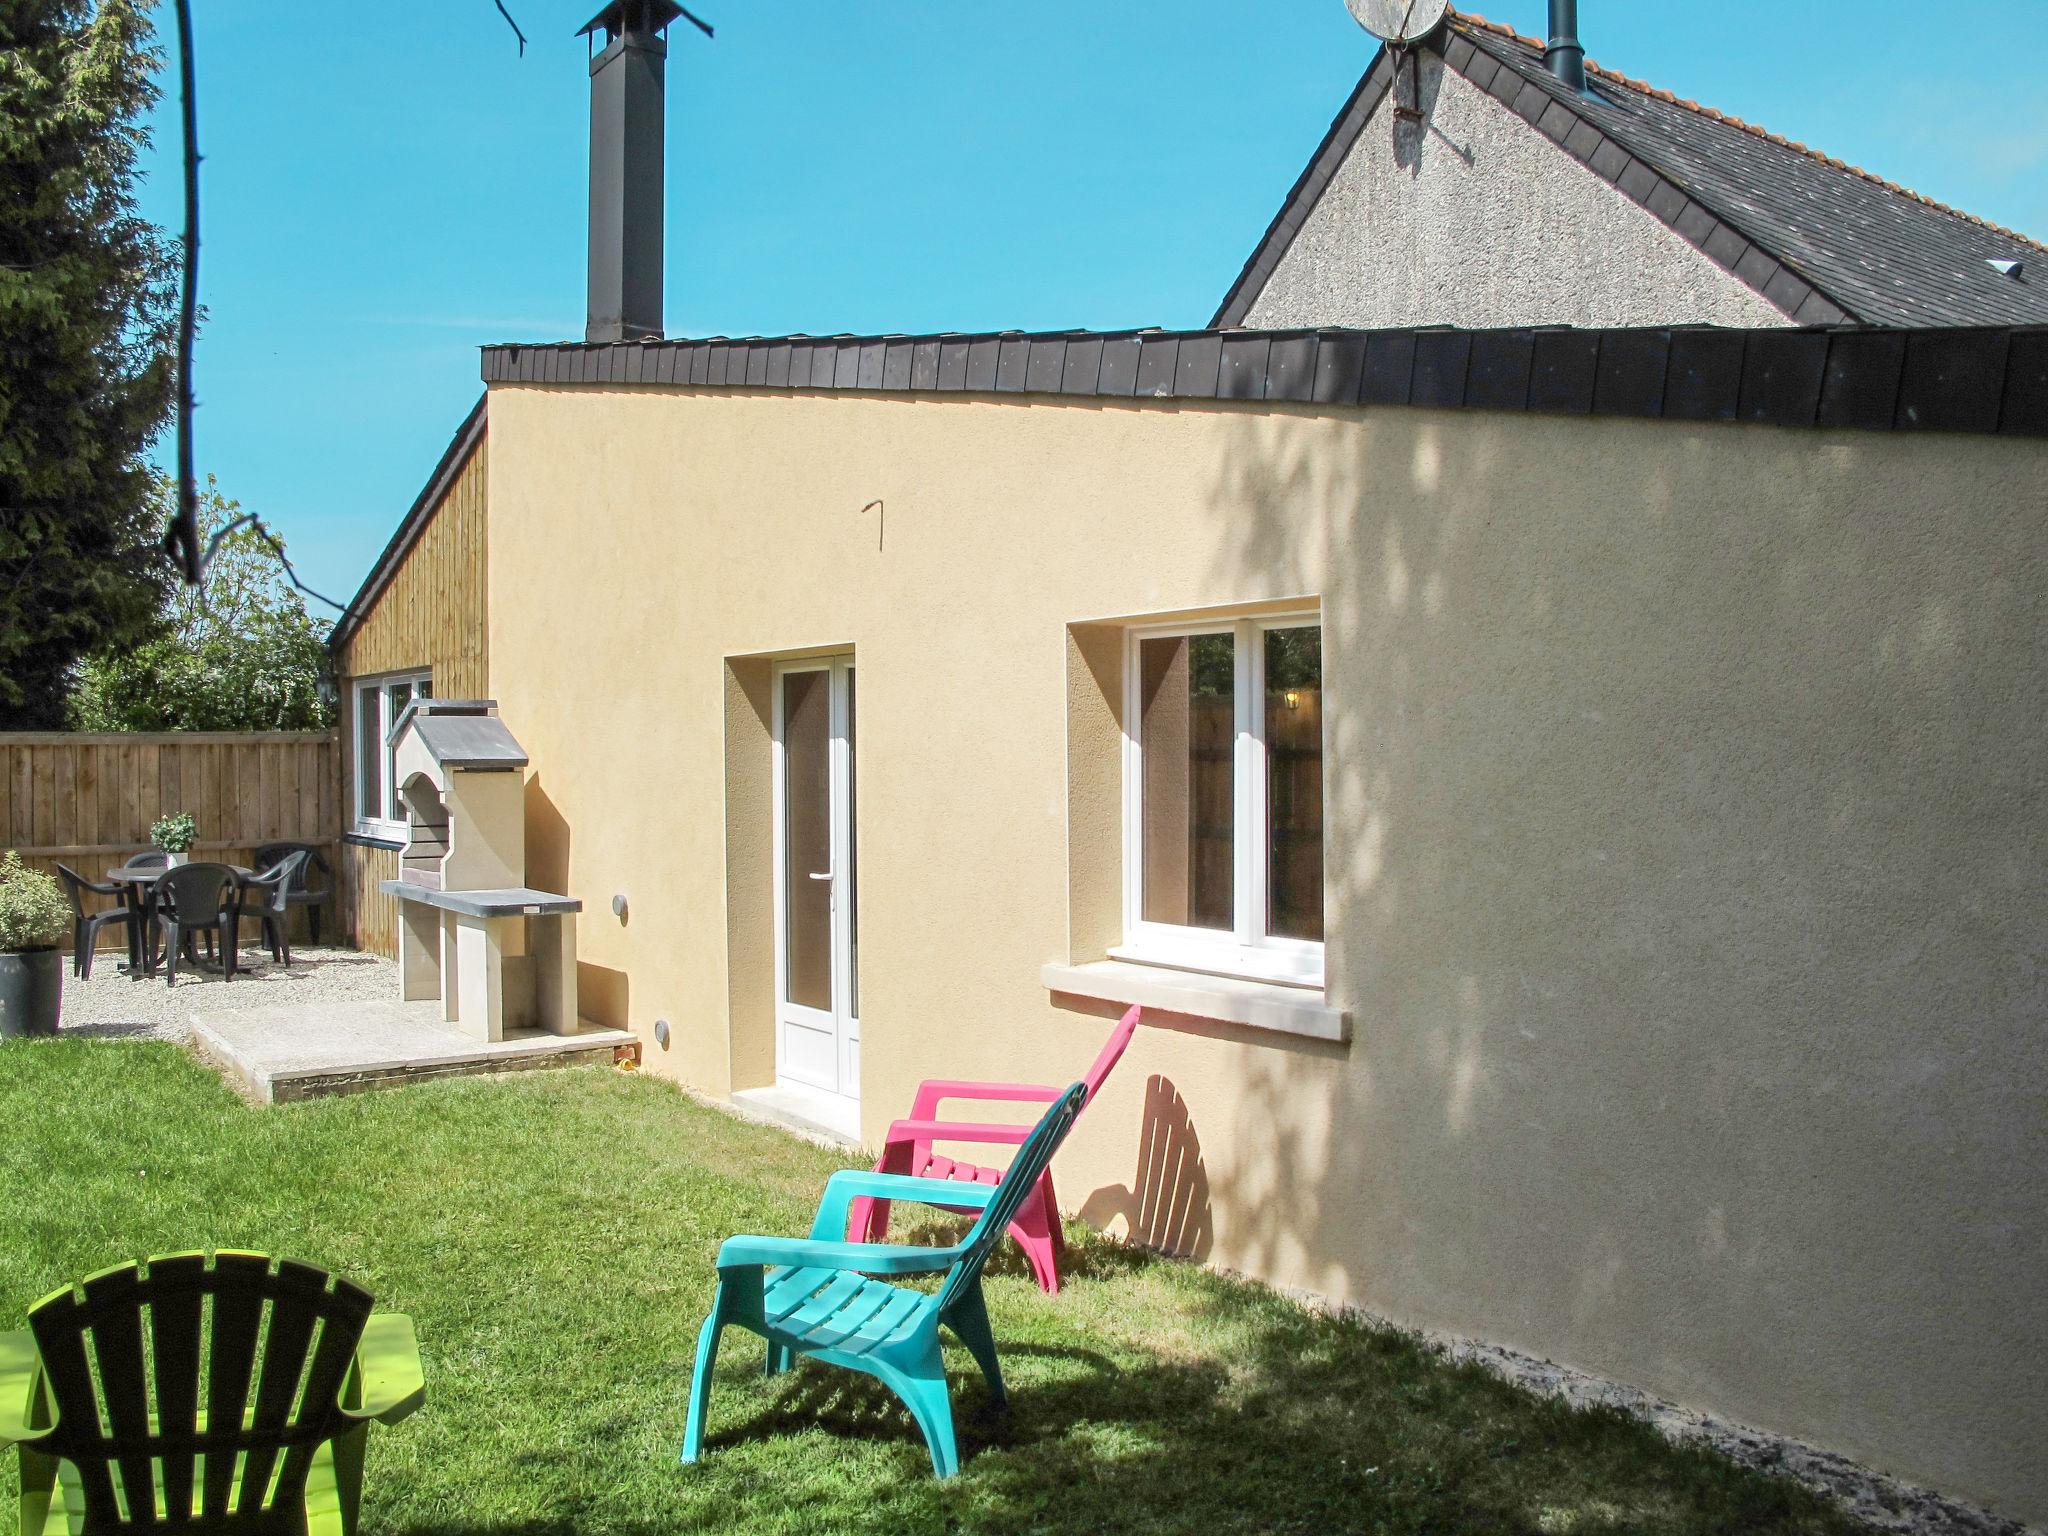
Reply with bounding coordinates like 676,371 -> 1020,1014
56,947 -> 398,1041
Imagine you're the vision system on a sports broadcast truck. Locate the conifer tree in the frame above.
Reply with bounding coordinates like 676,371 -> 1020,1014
0,0 -> 177,727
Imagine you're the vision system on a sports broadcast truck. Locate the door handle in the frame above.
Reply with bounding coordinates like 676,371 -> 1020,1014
807,871 -> 833,881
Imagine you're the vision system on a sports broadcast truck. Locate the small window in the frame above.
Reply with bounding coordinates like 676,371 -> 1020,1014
351,670 -> 431,839
1122,614 -> 1323,985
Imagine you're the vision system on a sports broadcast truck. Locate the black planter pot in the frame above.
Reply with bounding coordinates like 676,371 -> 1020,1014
0,948 -> 62,1038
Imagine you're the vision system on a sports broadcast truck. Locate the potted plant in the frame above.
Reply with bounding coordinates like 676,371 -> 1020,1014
0,853 -> 67,1038
150,811 -> 198,867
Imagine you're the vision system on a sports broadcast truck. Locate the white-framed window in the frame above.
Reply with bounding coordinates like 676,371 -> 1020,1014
350,670 -> 432,839
1118,612 -> 1324,987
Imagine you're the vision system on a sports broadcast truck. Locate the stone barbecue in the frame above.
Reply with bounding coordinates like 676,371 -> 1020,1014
379,700 -> 580,1040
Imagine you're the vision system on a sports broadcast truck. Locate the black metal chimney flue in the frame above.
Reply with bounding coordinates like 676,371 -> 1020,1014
1546,0 -> 1587,93
579,1 -> 677,343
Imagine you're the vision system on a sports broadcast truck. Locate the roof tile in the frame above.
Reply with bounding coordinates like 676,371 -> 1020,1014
1061,335 -> 1104,394
1136,335 -> 1181,397
1737,330 -> 1827,426
1359,330 -> 1418,405
1593,328 -> 1671,417
1311,332 -> 1368,404
1897,331 -> 2007,432
1663,329 -> 1747,421
1817,330 -> 1906,430
1528,329 -> 1601,414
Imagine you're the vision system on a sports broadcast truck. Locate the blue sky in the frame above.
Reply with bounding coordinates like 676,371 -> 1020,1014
135,1 -> 2048,608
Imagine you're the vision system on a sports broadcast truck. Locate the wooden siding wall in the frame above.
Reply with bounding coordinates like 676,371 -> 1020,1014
0,733 -> 339,949
336,436 -> 489,956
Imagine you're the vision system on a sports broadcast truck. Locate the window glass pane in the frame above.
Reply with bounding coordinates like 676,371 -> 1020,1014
354,689 -> 379,824
383,683 -> 414,821
1140,633 -> 1234,930
1265,626 -> 1323,942
782,670 -> 832,1011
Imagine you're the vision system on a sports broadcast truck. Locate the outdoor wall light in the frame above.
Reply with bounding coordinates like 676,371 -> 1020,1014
1284,690 -> 1301,711
611,892 -> 629,921
653,1018 -> 671,1049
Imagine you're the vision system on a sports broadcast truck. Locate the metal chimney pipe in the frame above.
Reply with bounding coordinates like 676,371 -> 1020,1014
585,3 -> 667,343
1546,0 -> 1587,93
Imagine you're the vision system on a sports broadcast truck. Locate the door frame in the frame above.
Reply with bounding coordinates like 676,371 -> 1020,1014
769,654 -> 859,1105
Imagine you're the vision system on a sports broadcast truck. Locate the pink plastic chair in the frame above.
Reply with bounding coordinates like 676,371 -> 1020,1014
846,1006 -> 1142,1294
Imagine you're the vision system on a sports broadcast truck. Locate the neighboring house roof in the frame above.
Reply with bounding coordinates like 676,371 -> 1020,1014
1213,11 -> 2048,330
328,395 -> 486,653
482,323 -> 2048,438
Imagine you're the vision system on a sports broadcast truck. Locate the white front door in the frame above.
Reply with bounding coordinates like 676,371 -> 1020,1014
772,657 -> 859,1110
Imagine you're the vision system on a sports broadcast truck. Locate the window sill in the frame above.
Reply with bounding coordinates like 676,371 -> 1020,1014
344,829 -> 404,852
1041,959 -> 1350,1045
1108,941 -> 1322,991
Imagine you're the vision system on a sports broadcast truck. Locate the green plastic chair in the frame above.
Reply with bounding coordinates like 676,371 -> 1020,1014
0,1252 -> 424,1535
681,1081 -> 1089,1477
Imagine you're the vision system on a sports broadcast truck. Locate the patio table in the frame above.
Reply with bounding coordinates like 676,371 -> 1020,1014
104,865 -> 253,977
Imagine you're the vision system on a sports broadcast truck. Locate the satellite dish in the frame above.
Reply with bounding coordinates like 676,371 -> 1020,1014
1345,0 -> 1449,43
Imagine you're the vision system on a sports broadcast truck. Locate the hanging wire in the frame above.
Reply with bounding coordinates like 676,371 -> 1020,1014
163,0 -> 202,583
166,1 -> 709,601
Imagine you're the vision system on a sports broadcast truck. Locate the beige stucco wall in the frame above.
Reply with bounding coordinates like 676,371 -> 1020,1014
1244,58 -> 1791,330
484,381 -> 2046,1524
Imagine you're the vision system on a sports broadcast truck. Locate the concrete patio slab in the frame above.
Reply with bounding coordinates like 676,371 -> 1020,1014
189,999 -> 632,1104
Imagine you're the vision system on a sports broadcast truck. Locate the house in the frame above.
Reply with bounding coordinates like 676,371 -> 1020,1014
327,4 -> 2048,1525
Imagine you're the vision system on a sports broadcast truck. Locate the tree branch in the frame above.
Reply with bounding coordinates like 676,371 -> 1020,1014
203,514 -> 353,622
493,0 -> 528,54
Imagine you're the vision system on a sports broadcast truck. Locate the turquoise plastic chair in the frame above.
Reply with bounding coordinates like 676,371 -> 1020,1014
680,1081 -> 1088,1477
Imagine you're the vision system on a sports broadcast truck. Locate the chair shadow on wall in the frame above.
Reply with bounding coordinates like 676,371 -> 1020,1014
1079,1074 -> 1214,1264
525,773 -> 628,1031
882,1076 -> 1211,1287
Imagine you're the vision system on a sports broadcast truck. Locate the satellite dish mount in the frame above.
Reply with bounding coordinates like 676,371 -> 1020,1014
1344,0 -> 1450,124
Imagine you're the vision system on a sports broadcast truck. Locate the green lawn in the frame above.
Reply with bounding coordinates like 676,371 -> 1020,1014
0,1041 -> 1863,1535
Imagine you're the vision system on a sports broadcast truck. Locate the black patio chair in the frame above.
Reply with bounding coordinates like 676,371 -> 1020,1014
251,840 -> 334,945
118,850 -> 173,975
234,850 -> 310,970
53,864 -> 132,982
150,863 -> 241,987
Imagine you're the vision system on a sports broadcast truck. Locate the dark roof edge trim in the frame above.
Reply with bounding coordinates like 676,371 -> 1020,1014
1209,47 -> 1394,329
328,394 -> 487,654
479,325 -> 2048,441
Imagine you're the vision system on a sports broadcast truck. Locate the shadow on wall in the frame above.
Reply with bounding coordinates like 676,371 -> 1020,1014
524,775 -> 571,893
524,773 -> 628,1030
1394,49 -> 1465,174
580,963 -> 629,1032
1079,1075 -> 1214,1262
1187,397 -> 2048,1515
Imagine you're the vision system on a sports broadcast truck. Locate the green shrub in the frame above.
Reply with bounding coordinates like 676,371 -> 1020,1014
0,853 -> 68,952
150,810 -> 197,853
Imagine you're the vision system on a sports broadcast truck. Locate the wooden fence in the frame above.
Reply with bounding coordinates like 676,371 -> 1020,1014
0,732 -> 340,950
